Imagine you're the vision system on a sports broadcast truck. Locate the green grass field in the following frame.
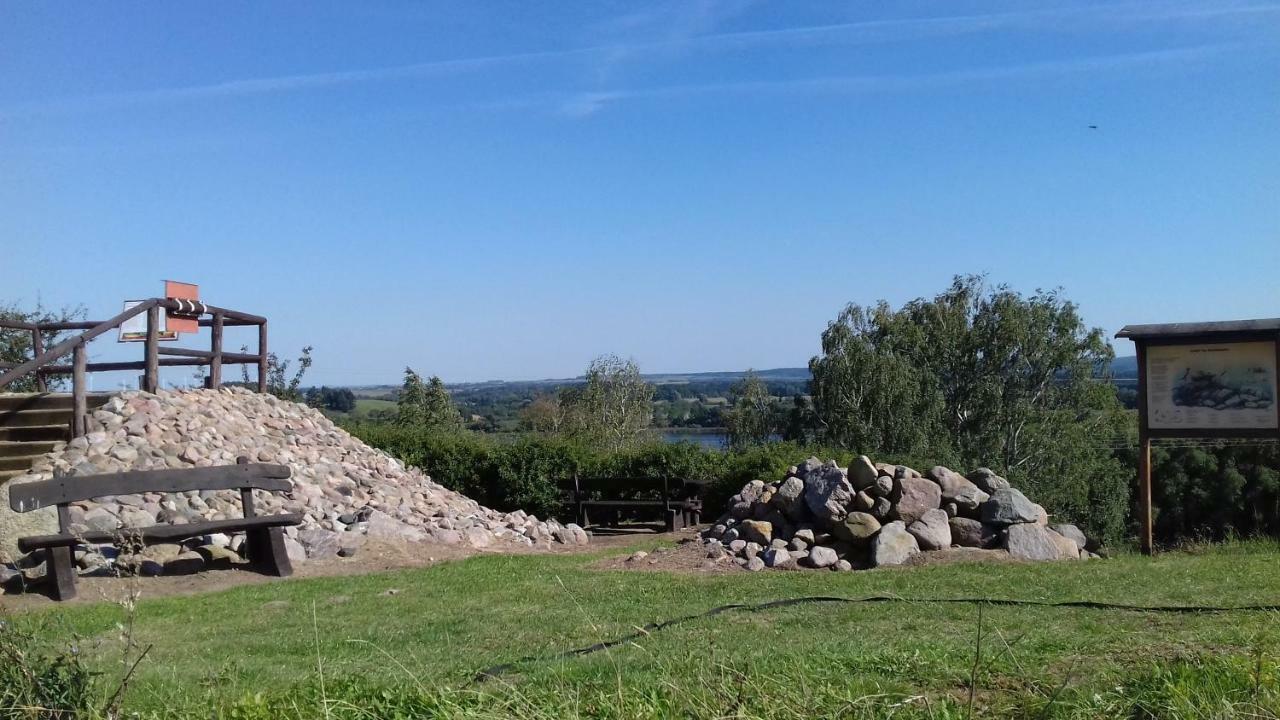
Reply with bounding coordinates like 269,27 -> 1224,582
7,540 -> 1280,719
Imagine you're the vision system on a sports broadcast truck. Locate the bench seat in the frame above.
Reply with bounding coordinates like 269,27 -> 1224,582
18,513 -> 304,552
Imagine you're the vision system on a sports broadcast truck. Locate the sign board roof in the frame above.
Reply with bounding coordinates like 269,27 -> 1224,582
1116,318 -> 1280,340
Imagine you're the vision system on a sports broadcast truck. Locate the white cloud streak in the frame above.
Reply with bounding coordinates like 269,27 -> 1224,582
3,2 -> 1276,118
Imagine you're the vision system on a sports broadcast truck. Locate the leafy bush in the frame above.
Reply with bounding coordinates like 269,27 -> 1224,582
0,617 -> 96,720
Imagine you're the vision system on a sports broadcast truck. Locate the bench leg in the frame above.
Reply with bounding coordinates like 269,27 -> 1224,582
45,546 -> 77,601
246,527 -> 293,577
664,509 -> 678,533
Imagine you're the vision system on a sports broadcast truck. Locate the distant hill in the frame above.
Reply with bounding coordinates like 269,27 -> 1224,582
346,367 -> 811,396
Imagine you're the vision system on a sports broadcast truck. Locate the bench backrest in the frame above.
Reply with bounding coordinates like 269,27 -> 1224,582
566,476 -> 705,501
8,459 -> 292,513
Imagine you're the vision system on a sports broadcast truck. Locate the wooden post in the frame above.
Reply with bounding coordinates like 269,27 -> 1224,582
209,312 -> 224,389
257,321 -> 268,393
144,304 -> 160,393
1135,340 -> 1153,555
31,329 -> 47,393
72,343 -> 87,438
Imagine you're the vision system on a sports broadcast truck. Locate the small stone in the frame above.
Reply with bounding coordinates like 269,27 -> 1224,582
834,559 -> 853,572
745,556 -> 766,572
628,551 -> 649,562
762,547 -> 791,568
808,545 -> 839,568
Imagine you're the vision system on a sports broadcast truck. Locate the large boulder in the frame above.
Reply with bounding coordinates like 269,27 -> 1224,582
1051,523 -> 1088,549
981,488 -> 1040,525
803,463 -> 854,526
848,455 -> 879,491
967,467 -> 1011,494
1005,523 -> 1063,561
771,476 -> 806,520
926,466 -> 989,513
0,474 -> 58,564
871,521 -> 919,567
738,520 -> 773,545
893,477 -> 942,525
833,512 -> 881,545
949,517 -> 998,549
1047,530 -> 1080,559
907,508 -> 951,551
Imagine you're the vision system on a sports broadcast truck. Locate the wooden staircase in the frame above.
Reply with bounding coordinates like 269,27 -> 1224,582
0,393 -> 110,483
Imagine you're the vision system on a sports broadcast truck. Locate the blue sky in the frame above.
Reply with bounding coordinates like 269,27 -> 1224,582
2,1 -> 1278,387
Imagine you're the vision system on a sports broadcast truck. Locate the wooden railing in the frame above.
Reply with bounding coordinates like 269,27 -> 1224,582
0,299 -> 268,437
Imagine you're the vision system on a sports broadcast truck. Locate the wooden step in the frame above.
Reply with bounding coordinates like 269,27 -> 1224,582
0,440 -> 60,458
0,468 -> 28,483
0,393 -> 111,412
0,425 -> 68,443
0,453 -> 43,471
0,407 -> 74,428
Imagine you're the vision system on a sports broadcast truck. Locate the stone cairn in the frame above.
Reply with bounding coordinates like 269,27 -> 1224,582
701,457 -> 1098,571
0,388 -> 586,584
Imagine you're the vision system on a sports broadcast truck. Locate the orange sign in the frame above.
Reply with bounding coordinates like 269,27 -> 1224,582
164,280 -> 200,334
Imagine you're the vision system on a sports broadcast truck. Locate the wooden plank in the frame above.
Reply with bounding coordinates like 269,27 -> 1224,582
209,312 -> 224,388
144,304 -> 159,392
8,462 -> 292,511
0,299 -> 158,389
257,321 -> 268,393
31,329 -> 46,392
1135,340 -> 1153,555
19,513 -> 303,551
72,343 -> 86,438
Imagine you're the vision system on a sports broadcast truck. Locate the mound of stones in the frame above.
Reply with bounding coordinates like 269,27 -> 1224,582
701,457 -> 1099,571
0,388 -> 586,583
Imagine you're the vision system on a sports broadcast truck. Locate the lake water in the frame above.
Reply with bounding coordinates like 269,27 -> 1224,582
661,429 -> 730,449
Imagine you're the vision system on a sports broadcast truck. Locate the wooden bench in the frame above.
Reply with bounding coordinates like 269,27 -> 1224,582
9,456 -> 302,600
564,475 -> 703,532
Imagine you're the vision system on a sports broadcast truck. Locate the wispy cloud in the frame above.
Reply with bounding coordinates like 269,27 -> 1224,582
4,2 -> 1276,118
557,43 -> 1236,116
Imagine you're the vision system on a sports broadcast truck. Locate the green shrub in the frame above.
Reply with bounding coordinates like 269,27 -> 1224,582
0,617 -> 97,720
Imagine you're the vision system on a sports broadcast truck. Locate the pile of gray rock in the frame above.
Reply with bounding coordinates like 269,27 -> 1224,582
0,388 -> 586,582
701,457 -> 1099,571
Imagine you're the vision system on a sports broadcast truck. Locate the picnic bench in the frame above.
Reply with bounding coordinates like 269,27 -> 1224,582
564,475 -> 703,532
9,456 -> 302,600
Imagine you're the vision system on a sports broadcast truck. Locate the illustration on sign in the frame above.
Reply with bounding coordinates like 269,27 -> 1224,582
1146,341 -> 1278,430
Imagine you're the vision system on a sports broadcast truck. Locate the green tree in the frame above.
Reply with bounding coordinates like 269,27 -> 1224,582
0,301 -> 87,392
240,345 -> 313,401
397,367 -> 462,431
561,354 -> 654,451
810,275 -> 1130,542
723,370 -> 777,449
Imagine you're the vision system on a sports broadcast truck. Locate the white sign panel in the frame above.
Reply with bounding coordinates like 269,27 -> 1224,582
118,301 -> 178,342
1146,341 -> 1278,430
